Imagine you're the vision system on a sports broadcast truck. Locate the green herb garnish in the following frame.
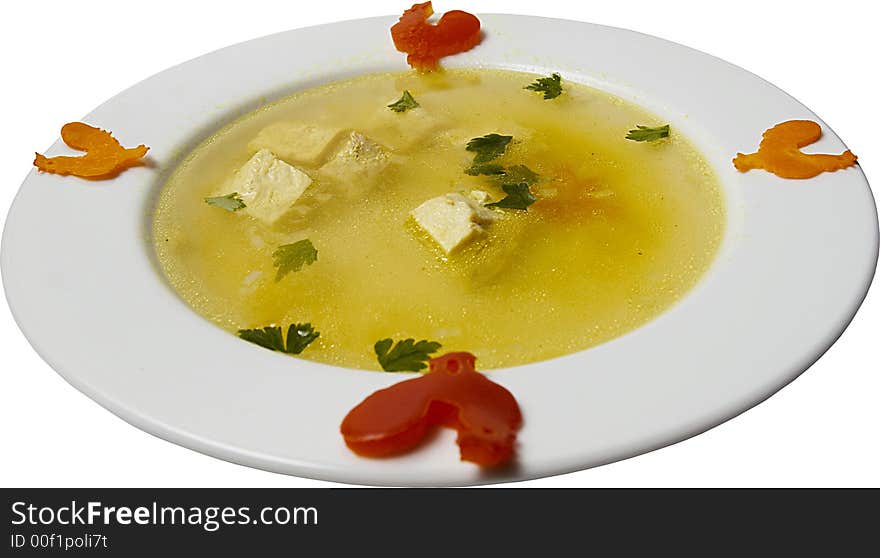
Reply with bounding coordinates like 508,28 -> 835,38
374,338 -> 442,372
283,323 -> 321,354
272,239 -> 317,282
486,183 -> 537,211
496,164 -> 540,187
387,90 -> 420,113
465,162 -> 506,176
238,323 -> 320,355
525,73 -> 563,100
464,136 -> 539,211
466,134 -> 513,164
204,192 -> 246,212
625,125 -> 670,142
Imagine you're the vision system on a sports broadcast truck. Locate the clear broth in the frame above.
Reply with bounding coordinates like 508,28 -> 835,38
154,69 -> 725,370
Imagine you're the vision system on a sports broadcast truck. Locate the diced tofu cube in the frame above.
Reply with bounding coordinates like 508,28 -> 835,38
411,191 -> 498,254
248,122 -> 342,166
318,132 -> 390,186
467,189 -> 491,204
219,148 -> 312,225
365,105 -> 449,151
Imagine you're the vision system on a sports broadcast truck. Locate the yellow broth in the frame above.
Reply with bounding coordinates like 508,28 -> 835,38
153,69 -> 725,370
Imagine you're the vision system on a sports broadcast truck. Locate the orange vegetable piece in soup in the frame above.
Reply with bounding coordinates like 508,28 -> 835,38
34,122 -> 149,179
340,352 -> 522,467
733,120 -> 857,179
391,2 -> 482,71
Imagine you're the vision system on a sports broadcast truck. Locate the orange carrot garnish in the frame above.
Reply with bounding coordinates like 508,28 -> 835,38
390,2 -> 482,71
34,122 -> 149,180
341,352 -> 522,467
733,120 -> 857,179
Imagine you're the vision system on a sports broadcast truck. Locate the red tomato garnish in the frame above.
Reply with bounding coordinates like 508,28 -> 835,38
340,352 -> 522,467
390,2 -> 482,71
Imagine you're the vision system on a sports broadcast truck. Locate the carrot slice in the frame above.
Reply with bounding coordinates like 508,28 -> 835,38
733,120 -> 857,179
341,352 -> 522,467
34,122 -> 149,180
390,2 -> 482,71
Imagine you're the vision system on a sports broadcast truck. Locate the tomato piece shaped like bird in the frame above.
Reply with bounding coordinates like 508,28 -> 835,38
390,2 -> 482,71
341,352 -> 522,467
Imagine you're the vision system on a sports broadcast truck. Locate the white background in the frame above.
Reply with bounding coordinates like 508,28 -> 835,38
1,0 -> 877,487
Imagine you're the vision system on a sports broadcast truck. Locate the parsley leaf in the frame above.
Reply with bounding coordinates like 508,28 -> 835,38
238,326 -> 285,352
387,90 -> 420,113
284,323 -> 321,354
238,323 -> 319,355
204,192 -> 246,212
525,73 -> 563,100
463,137 -> 540,211
465,162 -> 506,176
625,124 -> 670,142
466,134 -> 513,164
469,162 -> 540,185
374,338 -> 442,372
496,164 -> 540,186
272,239 -> 317,282
486,183 -> 537,210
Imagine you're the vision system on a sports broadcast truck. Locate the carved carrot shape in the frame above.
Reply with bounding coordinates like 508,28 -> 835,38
733,120 -> 857,179
34,122 -> 149,180
341,352 -> 522,467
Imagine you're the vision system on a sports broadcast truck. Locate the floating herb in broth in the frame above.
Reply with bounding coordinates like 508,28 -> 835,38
153,68 -> 724,370
525,72 -> 564,100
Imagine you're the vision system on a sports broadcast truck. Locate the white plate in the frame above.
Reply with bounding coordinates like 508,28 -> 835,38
2,15 -> 877,486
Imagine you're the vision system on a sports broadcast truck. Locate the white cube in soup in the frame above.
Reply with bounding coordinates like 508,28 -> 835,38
411,192 -> 498,254
318,132 -> 391,186
221,148 -> 313,225
468,189 -> 491,204
248,121 -> 343,166
366,105 -> 450,151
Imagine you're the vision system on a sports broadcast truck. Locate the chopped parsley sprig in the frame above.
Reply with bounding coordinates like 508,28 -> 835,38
486,183 -> 537,210
374,338 -> 442,372
387,90 -> 420,113
464,134 -> 540,211
272,239 -> 317,282
625,124 -> 670,142
465,162 -> 506,176
496,164 -> 540,187
204,192 -> 246,212
466,134 -> 513,164
480,164 -> 541,211
238,323 -> 320,355
525,73 -> 563,100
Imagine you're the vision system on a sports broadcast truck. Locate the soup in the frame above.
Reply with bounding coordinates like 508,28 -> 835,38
153,69 -> 724,370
